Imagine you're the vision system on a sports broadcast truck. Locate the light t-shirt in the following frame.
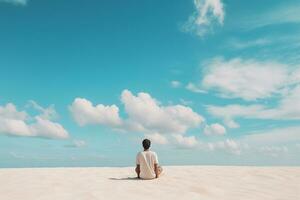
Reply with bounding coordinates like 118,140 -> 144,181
136,150 -> 159,179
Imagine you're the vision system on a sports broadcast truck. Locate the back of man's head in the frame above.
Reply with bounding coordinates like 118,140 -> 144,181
142,139 -> 151,150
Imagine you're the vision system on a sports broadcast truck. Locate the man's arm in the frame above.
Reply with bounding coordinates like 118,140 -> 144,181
154,152 -> 160,178
135,164 -> 140,178
154,163 -> 159,178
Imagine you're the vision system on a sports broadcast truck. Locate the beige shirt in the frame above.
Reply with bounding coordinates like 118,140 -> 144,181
136,151 -> 159,179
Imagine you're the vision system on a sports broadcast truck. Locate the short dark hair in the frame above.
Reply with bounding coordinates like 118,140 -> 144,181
142,139 -> 151,150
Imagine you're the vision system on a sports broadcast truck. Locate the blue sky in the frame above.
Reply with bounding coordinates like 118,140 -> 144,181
1,0 -> 300,167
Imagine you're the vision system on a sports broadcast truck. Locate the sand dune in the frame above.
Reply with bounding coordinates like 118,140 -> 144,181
0,166 -> 299,200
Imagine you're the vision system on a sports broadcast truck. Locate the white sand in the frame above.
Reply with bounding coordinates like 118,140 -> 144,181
0,166 -> 299,200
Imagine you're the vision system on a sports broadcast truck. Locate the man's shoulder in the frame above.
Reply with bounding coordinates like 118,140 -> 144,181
149,151 -> 157,156
137,150 -> 157,156
137,151 -> 143,156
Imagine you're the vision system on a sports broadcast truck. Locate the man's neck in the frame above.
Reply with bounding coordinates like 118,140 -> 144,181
144,149 -> 149,151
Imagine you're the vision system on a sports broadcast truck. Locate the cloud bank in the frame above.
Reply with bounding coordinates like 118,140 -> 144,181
70,89 -> 205,147
0,102 -> 69,139
207,84 -> 300,127
185,57 -> 300,129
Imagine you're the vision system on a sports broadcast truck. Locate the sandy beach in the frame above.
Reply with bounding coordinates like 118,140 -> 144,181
0,166 -> 299,200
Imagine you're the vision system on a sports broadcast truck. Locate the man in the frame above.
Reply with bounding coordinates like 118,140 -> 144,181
135,139 -> 163,179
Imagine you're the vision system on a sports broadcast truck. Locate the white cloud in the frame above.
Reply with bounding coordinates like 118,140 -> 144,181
70,90 -> 205,147
170,80 -> 182,88
29,117 -> 69,139
0,104 -> 32,137
0,103 -> 69,139
145,133 -> 168,145
204,123 -> 226,136
0,103 -> 27,121
207,139 -> 241,155
69,98 -> 122,127
0,0 -> 27,6
182,0 -> 225,37
273,85 -> 300,119
207,85 -> 300,123
121,90 -> 204,134
0,117 -> 32,137
202,58 -> 289,101
186,82 -> 206,93
188,57 -> 300,103
173,134 -> 198,148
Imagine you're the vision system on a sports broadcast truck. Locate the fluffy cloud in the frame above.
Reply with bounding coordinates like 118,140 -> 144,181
0,103 -> 27,121
121,90 -> 204,134
0,0 -> 27,6
145,133 -> 168,145
182,0 -> 225,37
173,135 -> 198,148
69,98 -> 122,127
188,58 -> 300,103
199,58 -> 300,132
0,103 -> 69,139
70,90 -> 205,147
29,117 -> 69,139
204,123 -> 226,135
0,117 -> 31,137
202,58 -> 289,100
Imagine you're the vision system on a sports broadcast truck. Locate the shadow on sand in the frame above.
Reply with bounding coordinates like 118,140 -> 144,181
109,177 -> 140,181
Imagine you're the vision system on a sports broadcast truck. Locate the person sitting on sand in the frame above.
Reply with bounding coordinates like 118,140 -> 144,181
135,139 -> 162,179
